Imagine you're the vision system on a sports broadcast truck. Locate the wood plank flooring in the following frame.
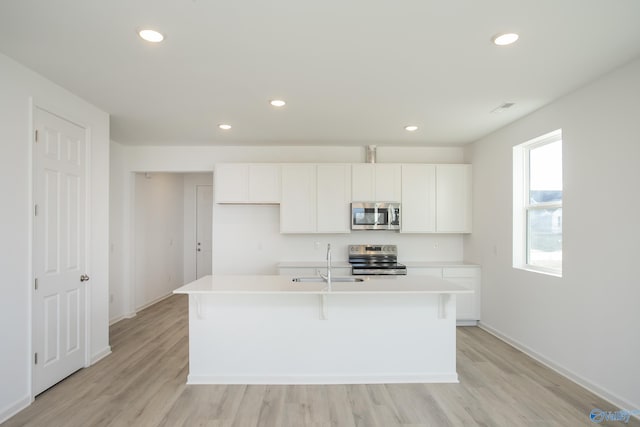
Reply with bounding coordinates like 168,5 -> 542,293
3,295 -> 637,427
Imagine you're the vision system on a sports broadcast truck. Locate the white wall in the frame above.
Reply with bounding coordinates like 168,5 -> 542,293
109,145 -> 466,315
213,205 -> 463,274
464,58 -> 640,411
183,173 -> 214,284
109,141 -> 127,322
0,53 -> 110,422
134,173 -> 185,310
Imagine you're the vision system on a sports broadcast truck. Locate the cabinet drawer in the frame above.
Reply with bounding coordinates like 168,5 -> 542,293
443,267 -> 478,278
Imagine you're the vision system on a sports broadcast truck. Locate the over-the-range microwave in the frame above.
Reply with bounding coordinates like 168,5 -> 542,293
351,202 -> 400,230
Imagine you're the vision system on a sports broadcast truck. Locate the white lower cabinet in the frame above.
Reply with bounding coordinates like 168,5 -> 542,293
408,266 -> 480,324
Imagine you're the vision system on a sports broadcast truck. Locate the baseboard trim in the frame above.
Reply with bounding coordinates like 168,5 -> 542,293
0,395 -> 31,424
109,315 -> 125,325
187,373 -> 459,385
456,319 -> 478,326
135,292 -> 173,313
91,346 -> 112,365
478,322 -> 639,418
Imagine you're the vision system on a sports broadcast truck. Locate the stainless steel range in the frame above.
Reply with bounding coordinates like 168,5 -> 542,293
348,244 -> 407,275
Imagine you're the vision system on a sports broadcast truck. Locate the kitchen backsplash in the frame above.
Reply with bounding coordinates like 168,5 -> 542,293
212,204 -> 463,274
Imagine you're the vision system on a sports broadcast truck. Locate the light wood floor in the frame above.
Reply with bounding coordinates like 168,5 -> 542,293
3,295 -> 637,427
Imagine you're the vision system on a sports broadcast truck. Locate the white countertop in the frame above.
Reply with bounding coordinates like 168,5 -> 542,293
174,274 -> 472,295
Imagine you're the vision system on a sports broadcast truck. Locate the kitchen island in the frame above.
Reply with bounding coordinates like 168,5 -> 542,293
173,275 -> 472,385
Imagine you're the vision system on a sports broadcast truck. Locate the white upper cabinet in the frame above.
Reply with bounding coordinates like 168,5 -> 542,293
248,164 -> 281,203
215,164 -> 249,203
401,164 -> 436,233
352,164 -> 401,202
215,164 -> 280,204
401,164 -> 472,233
436,164 -> 472,233
281,164 -> 352,234
217,162 -> 470,234
317,164 -> 352,233
280,165 -> 317,233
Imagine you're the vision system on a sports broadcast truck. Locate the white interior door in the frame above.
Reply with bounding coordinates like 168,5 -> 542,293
195,185 -> 213,278
33,108 -> 87,395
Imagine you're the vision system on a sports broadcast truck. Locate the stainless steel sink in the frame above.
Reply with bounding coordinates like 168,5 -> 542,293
292,277 -> 364,283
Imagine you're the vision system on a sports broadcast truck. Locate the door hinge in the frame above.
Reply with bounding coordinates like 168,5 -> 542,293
34,204 -> 38,216
34,353 -> 38,365
34,278 -> 38,290
35,130 -> 39,143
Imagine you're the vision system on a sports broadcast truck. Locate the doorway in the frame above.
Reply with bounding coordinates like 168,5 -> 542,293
195,185 -> 213,279
131,172 -> 213,312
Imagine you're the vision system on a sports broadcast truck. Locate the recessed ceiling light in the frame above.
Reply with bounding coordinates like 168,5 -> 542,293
270,99 -> 286,107
492,33 -> 519,46
404,125 -> 419,132
218,124 -> 232,130
138,29 -> 164,43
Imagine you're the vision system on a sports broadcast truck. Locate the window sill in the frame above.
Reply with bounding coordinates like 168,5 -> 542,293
514,265 -> 562,278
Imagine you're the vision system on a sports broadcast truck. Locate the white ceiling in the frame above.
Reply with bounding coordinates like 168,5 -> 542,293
1,0 -> 640,147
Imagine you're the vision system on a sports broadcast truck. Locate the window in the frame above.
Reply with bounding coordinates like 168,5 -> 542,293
513,130 -> 562,276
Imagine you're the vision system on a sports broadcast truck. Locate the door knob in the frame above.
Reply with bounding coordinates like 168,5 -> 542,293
80,274 -> 90,282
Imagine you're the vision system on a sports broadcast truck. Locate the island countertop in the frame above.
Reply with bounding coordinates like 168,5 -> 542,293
173,274 -> 472,295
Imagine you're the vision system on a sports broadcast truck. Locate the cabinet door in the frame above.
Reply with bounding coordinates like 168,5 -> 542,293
215,164 -> 249,203
351,164 -> 375,201
436,164 -> 472,233
374,164 -> 402,201
443,268 -> 480,321
249,164 -> 281,203
401,164 -> 436,232
280,165 -> 317,233
317,164 -> 351,233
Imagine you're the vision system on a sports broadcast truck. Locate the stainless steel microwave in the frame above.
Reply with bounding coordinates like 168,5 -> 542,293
351,202 -> 401,230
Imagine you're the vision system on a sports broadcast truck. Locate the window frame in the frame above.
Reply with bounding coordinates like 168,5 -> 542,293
513,129 -> 563,277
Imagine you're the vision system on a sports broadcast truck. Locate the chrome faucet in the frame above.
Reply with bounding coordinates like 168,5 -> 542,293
319,243 -> 332,291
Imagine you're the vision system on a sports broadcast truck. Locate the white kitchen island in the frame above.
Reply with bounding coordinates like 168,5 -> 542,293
173,275 -> 472,385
